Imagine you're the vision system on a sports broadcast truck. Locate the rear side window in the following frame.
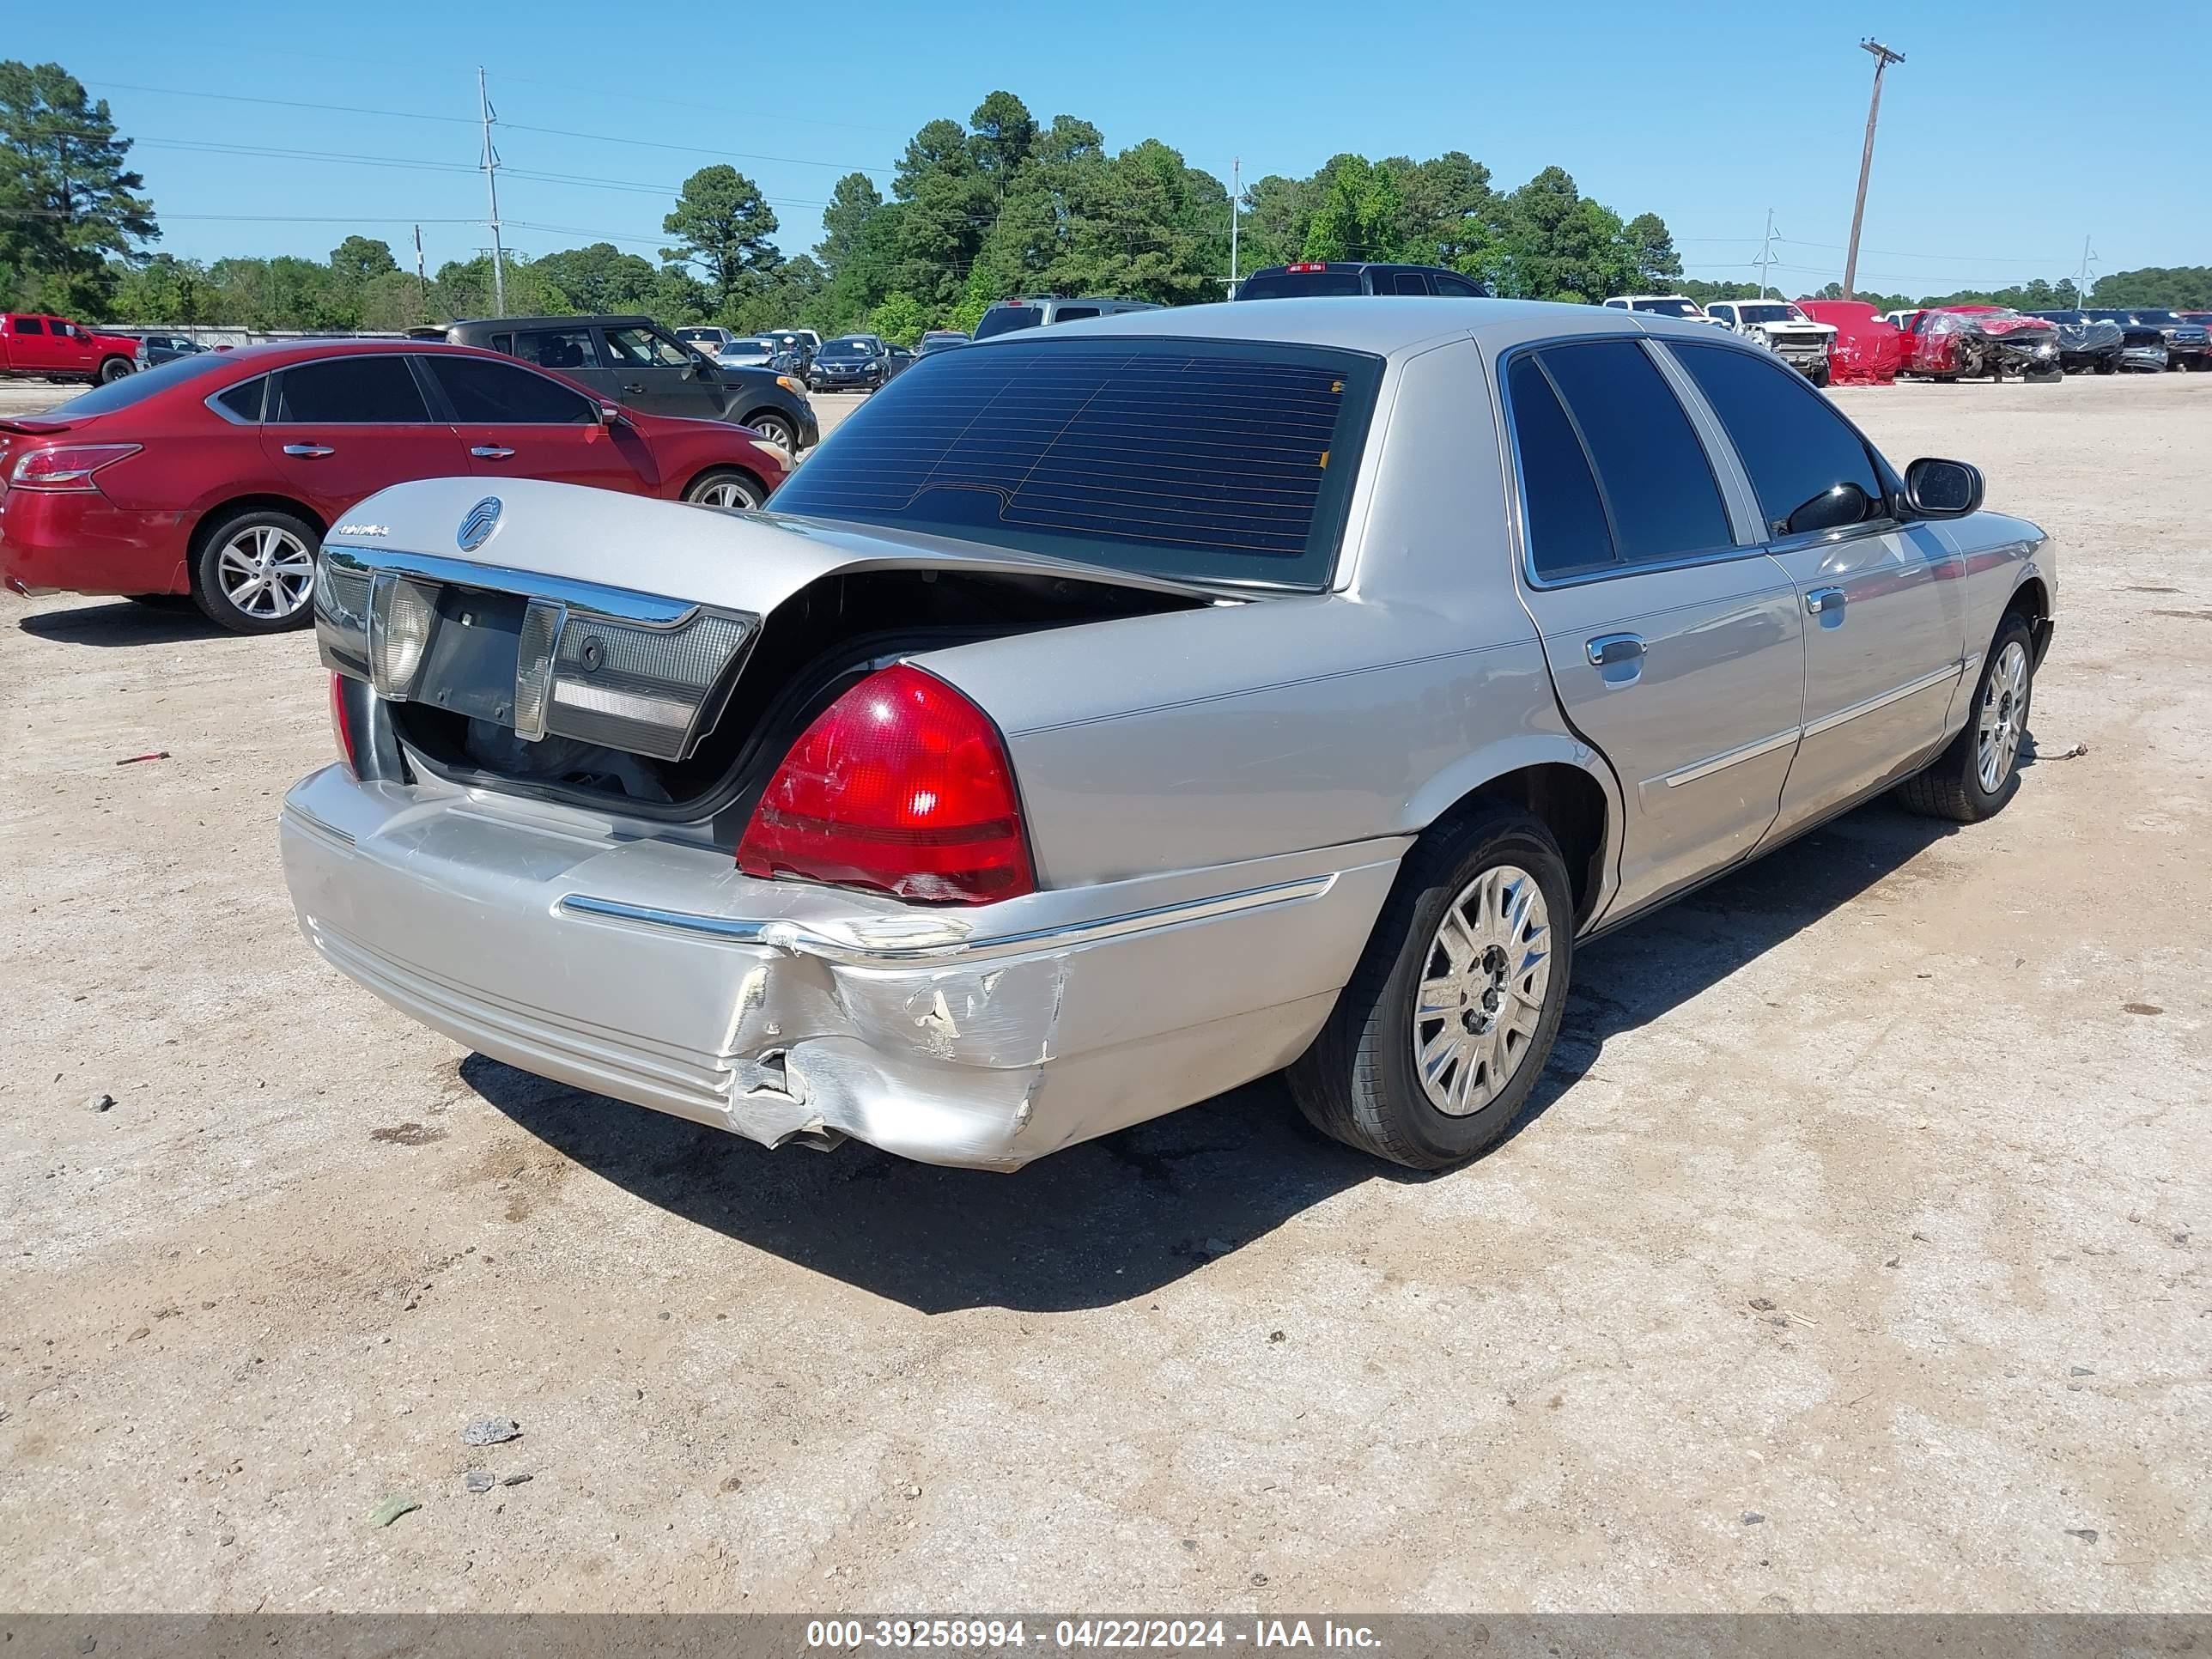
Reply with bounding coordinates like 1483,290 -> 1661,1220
772,337 -> 1382,586
1048,306 -> 1098,324
1506,356 -> 1614,579
45,351 -> 234,418
511,327 -> 598,370
427,356 -> 594,423
973,306 -> 1044,339
14,317 -> 44,334
1434,273 -> 1485,297
1671,343 -> 1886,537
212,374 -> 267,422
272,356 -> 432,423
1389,270 -> 1431,295
1530,340 -> 1730,566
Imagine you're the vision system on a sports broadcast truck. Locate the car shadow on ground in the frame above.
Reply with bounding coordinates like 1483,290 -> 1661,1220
470,797 -> 1962,1315
16,599 -> 222,646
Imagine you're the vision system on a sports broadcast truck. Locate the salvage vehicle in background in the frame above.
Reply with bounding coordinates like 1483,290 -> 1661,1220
1899,307 -> 2062,381
1705,300 -> 1837,385
674,325 -> 738,357
1794,300 -> 1905,386
279,299 -> 2054,1176
917,330 -> 969,355
2,313 -> 143,385
436,316 -> 819,452
714,337 -> 778,368
114,332 -> 210,368
0,341 -> 791,634
2081,309 -> 2211,371
2024,310 -> 2124,375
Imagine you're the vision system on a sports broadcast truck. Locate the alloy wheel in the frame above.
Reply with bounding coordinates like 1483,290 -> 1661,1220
1412,864 -> 1553,1116
216,525 -> 314,622
1976,640 -> 2029,793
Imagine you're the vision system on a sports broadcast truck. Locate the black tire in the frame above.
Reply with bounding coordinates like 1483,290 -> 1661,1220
2095,357 -> 2118,375
1895,613 -> 2036,823
741,410 -> 798,451
97,356 -> 134,384
1809,363 -> 1832,387
1288,805 -> 1574,1170
683,467 -> 767,510
190,506 -> 321,635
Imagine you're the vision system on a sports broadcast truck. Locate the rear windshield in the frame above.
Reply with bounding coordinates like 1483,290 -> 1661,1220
973,306 -> 1044,338
1237,270 -> 1366,300
42,351 -> 236,417
771,337 -> 1382,587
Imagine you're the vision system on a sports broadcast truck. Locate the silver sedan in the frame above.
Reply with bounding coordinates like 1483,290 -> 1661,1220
280,299 -> 2054,1170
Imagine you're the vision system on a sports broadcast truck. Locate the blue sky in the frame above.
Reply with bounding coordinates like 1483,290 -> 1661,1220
71,0 -> 2208,299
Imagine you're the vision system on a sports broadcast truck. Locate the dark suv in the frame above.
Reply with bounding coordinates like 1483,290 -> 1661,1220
1232,262 -> 1492,300
436,315 -> 819,450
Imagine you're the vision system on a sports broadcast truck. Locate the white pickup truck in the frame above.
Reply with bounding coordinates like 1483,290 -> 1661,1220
1705,300 -> 1838,386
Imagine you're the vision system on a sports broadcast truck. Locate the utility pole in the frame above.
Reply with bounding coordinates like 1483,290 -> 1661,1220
413,224 -> 428,301
1229,156 -> 1241,293
477,66 -> 507,318
1842,37 -> 1904,301
2075,233 -> 2098,305
1755,210 -> 1779,300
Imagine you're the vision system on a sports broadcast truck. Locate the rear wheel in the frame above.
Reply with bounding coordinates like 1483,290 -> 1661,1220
191,507 -> 319,634
1289,806 -> 1573,1170
97,356 -> 134,384
684,467 -> 766,511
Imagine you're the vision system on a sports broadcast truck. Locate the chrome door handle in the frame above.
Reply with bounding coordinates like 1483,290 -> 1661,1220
623,382 -> 647,393
1586,633 -> 1646,668
471,445 -> 516,459
282,443 -> 334,458
1806,586 -> 1847,616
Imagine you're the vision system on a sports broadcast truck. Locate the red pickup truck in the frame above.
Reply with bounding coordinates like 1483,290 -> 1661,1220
1,313 -> 143,386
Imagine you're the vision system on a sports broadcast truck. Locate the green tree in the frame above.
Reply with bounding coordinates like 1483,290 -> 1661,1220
329,234 -> 398,289
534,241 -> 659,313
661,165 -> 779,312
968,90 -> 1036,203
1302,155 -> 1411,263
815,171 -> 882,279
866,291 -> 927,345
0,60 -> 158,316
1622,211 -> 1681,290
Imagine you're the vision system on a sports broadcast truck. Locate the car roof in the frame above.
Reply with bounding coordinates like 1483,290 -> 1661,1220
1026,295 -> 1743,360
445,314 -> 653,331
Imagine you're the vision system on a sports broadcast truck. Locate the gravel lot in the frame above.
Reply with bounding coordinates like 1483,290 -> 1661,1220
2,370 -> 2207,1614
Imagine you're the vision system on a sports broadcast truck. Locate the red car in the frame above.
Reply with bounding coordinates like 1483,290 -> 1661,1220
0,313 -> 144,386
1898,305 -> 2061,381
0,340 -> 792,633
1794,300 -> 1905,386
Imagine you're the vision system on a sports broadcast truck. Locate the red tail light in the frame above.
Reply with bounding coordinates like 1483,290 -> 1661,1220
737,664 -> 1034,905
1287,261 -> 1328,273
8,443 -> 142,492
329,673 -> 359,775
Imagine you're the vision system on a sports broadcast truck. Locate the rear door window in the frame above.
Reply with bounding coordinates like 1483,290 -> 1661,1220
1531,340 -> 1731,566
1048,306 -> 1098,324
272,356 -> 433,423
1434,273 -> 1485,297
771,337 -> 1382,586
1671,343 -> 1887,537
14,317 -> 43,334
1389,270 -> 1432,295
427,356 -> 596,423
1506,356 -> 1616,579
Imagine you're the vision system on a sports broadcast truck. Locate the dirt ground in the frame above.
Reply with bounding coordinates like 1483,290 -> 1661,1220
2,370 -> 2207,1615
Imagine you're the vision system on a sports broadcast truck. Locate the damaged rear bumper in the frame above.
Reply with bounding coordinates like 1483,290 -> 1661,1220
278,765 -> 1400,1169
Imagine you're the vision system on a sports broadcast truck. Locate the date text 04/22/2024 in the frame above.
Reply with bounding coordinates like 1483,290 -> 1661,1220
803,1620 -> 1384,1650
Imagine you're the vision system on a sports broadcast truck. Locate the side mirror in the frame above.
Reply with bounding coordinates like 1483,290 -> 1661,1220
598,402 -> 621,427
1904,457 -> 1984,519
